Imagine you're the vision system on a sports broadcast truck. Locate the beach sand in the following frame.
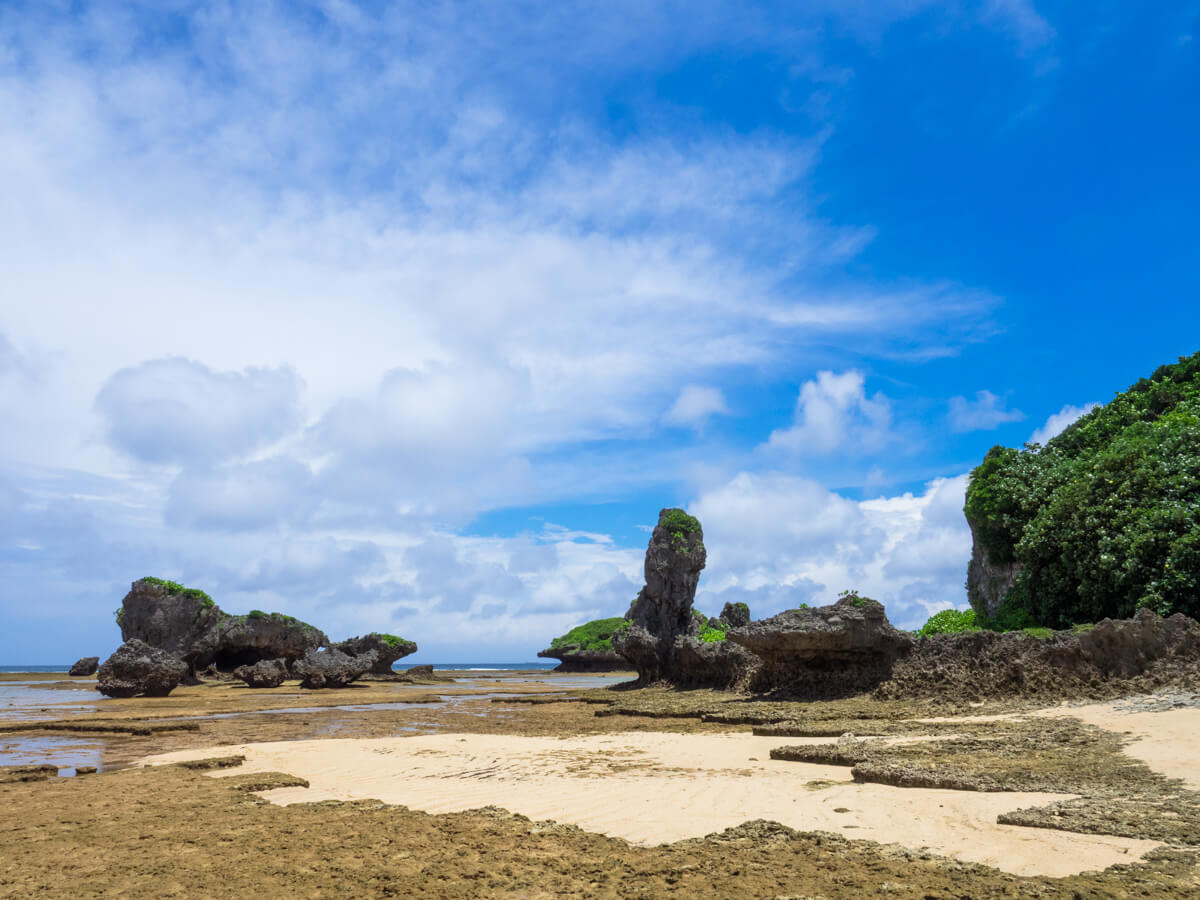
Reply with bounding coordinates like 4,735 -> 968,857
142,730 -> 1160,878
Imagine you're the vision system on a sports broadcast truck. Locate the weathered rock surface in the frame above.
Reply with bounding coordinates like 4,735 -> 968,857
117,578 -> 326,673
717,601 -> 751,629
293,648 -> 376,689
877,608 -> 1200,702
233,658 -> 289,689
394,664 -> 452,683
329,633 -> 417,675
612,509 -> 707,683
673,636 -> 760,689
966,520 -> 1022,621
537,647 -> 629,672
68,657 -> 99,677
728,595 -> 913,697
97,639 -> 189,698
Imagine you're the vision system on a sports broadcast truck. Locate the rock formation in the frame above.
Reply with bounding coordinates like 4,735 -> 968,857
716,601 -> 751,629
97,639 -> 189,698
612,509 -> 708,683
727,594 -> 913,697
116,578 -> 327,673
965,521 -> 1021,621
293,647 -> 376,689
538,617 -> 630,672
397,664 -> 451,683
673,635 -> 760,689
330,633 -> 418,676
234,658 -> 289,688
877,608 -> 1200,702
68,656 -> 99,677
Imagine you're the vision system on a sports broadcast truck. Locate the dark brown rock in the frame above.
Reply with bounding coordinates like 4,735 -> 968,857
329,633 -> 417,675
293,648 -> 376,689
727,595 -> 913,698
97,639 -> 189,698
673,636 -> 760,689
966,519 -> 1021,621
612,509 -> 707,683
117,578 -> 326,673
233,658 -> 288,688
537,648 -> 629,672
68,657 -> 99,677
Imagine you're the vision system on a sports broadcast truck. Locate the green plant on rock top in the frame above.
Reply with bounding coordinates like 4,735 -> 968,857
916,608 -> 980,637
660,508 -> 702,552
378,633 -> 415,649
698,623 -> 727,643
548,617 -> 630,653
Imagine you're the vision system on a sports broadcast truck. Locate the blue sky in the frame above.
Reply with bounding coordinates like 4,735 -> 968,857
1,1 -> 1197,663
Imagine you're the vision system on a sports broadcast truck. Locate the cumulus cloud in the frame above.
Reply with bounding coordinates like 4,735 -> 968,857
765,371 -> 893,454
663,385 -> 730,430
691,472 -> 971,628
1029,402 -> 1099,445
947,390 -> 1025,432
165,458 -> 314,532
95,358 -> 304,465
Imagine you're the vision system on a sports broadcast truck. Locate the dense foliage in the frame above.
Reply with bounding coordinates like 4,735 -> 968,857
378,633 -> 415,649
549,617 -> 630,652
141,576 -> 214,608
916,608 -> 980,637
965,350 -> 1200,627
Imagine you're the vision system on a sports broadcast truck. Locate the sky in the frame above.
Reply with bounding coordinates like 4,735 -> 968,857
1,1 -> 1197,663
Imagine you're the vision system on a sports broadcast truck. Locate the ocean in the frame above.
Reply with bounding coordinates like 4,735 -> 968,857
0,662 -> 559,674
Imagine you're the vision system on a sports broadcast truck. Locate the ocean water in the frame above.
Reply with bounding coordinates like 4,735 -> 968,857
1,662 -> 558,674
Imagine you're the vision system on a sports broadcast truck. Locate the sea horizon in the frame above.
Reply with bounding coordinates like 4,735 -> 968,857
0,661 -> 561,674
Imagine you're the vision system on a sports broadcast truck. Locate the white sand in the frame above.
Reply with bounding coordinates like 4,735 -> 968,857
143,731 -> 1159,877
1041,702 -> 1200,789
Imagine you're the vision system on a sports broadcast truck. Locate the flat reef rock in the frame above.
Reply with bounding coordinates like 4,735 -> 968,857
97,639 -> 189,698
728,594 -> 913,697
612,508 -> 707,684
329,633 -> 417,676
68,656 -> 99,677
293,648 -> 376,689
117,578 -> 327,673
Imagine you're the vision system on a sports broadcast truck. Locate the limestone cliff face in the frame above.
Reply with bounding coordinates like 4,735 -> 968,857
965,520 -> 1022,621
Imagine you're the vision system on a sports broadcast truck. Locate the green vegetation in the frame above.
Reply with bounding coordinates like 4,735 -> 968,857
1020,627 -> 1055,640
114,607 -> 123,625
965,350 -> 1200,627
916,608 -> 980,637
661,508 -> 702,552
141,576 -> 214,609
378,633 -> 415,649
548,617 -> 630,652
698,623 -> 727,643
729,601 -> 749,618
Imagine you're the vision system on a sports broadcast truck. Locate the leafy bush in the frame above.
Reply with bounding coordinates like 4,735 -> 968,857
965,350 -> 1200,627
916,608 -> 980,637
698,623 -> 727,643
549,617 -> 630,652
661,509 -> 702,552
141,576 -> 213,608
378,633 -> 415,649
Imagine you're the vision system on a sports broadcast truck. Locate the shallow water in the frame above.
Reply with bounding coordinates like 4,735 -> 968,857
0,734 -> 104,774
0,683 -> 103,720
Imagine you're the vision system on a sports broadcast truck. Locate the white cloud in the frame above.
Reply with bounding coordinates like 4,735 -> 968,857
947,390 -> 1025,432
1029,402 -> 1098,445
765,370 -> 893,454
691,471 -> 971,628
94,358 -> 305,465
663,385 -> 730,430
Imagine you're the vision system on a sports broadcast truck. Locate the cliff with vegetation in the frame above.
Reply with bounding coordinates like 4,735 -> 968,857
965,350 -> 1200,629
537,617 -> 630,671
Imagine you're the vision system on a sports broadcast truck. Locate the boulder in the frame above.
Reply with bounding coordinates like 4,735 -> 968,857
293,648 -> 376,689
68,656 -> 99,677
717,601 -> 751,629
233,658 -> 289,689
97,639 -> 189,698
396,664 -> 452,683
612,509 -> 707,683
116,578 -> 327,673
728,594 -> 913,697
329,633 -> 418,675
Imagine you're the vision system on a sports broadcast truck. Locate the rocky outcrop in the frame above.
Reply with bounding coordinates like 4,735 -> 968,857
329,633 -> 418,675
68,657 -> 99,677
97,639 -> 189,698
396,664 -> 452,683
293,648 -> 376,689
717,601 -> 751,629
116,578 -> 326,673
877,608 -> 1200,702
966,521 -> 1022,621
234,658 -> 288,688
673,636 -> 760,689
538,617 -> 631,672
612,509 -> 708,683
727,595 -> 913,698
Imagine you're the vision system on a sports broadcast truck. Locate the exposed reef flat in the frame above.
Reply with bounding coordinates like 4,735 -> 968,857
1,672 -> 1198,897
